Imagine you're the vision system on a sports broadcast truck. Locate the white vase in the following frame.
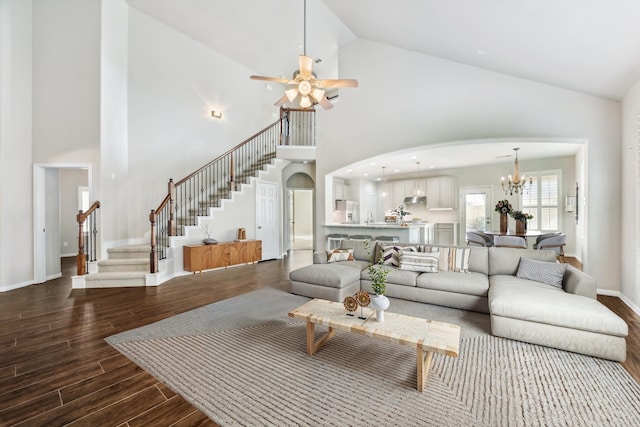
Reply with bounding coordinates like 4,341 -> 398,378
370,294 -> 390,322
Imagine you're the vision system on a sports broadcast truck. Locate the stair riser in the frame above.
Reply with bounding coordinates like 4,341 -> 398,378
99,264 -> 149,273
108,251 -> 150,260
84,278 -> 146,288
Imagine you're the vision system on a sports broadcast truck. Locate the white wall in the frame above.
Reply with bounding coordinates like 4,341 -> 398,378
124,8 -> 276,243
621,77 -> 640,311
317,38 -> 621,292
0,0 -> 33,291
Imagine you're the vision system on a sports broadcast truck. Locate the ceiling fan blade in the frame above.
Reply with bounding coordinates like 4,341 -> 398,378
250,75 -> 292,84
318,96 -> 334,110
298,55 -> 313,78
316,79 -> 359,88
274,94 -> 290,107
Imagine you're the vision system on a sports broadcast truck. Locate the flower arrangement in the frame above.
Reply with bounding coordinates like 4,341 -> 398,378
494,199 -> 513,215
510,210 -> 533,221
390,205 -> 411,223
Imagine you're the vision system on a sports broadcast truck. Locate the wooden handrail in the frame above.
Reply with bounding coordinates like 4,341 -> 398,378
77,201 -> 101,276
175,119 -> 280,187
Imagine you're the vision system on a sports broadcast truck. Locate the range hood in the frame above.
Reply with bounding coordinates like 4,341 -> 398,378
404,195 -> 427,204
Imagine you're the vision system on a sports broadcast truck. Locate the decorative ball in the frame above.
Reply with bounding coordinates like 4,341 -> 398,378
356,291 -> 371,307
343,295 -> 358,312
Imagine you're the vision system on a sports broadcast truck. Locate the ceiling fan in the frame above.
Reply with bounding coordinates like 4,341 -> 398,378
250,0 -> 358,110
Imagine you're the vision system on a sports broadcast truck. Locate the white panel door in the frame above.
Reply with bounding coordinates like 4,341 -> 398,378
256,181 -> 279,260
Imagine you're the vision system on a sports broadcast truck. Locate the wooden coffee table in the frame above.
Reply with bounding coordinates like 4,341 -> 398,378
288,298 -> 460,392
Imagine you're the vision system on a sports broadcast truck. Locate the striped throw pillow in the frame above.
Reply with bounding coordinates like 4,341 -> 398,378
381,245 -> 418,267
399,252 -> 440,273
421,246 -> 470,272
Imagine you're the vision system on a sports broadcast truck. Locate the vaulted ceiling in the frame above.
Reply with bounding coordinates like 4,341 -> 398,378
125,0 -> 640,177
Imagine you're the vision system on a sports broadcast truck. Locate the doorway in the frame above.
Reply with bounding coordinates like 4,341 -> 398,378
289,189 -> 314,250
461,186 -> 492,236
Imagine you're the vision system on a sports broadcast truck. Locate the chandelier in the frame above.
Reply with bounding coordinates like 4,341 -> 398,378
501,148 -> 532,195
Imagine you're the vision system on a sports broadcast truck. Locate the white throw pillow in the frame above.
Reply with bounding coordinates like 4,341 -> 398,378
399,252 -> 440,273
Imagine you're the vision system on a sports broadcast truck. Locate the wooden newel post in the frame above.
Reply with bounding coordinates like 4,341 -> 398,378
168,179 -> 176,236
149,209 -> 158,274
77,210 -> 86,275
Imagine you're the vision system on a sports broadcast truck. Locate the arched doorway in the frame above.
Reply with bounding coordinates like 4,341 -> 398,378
286,172 -> 315,251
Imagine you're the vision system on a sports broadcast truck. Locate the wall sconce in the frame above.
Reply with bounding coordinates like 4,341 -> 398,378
211,110 -> 222,119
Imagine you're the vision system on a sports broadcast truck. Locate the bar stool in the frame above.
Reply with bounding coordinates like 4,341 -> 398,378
376,235 -> 400,242
327,233 -> 349,250
349,234 -> 373,241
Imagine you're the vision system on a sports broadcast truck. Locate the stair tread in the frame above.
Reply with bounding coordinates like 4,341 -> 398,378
98,258 -> 149,265
107,245 -> 150,253
85,271 -> 147,280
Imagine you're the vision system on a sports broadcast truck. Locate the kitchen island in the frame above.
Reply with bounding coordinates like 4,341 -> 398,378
323,222 -> 435,247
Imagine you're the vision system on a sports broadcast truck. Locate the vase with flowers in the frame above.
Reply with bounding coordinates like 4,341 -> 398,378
364,241 -> 391,322
494,200 -> 512,233
390,205 -> 411,225
510,210 -> 533,234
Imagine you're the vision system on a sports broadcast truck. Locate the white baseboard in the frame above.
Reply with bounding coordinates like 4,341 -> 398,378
597,288 -> 619,297
0,279 -> 34,293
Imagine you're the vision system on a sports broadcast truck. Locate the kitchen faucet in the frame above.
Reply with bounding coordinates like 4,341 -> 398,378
366,210 -> 374,225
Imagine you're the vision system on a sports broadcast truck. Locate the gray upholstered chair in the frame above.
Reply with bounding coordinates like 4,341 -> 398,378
376,235 -> 400,242
349,234 -> 372,241
493,235 -> 526,249
533,232 -> 560,249
536,233 -> 567,262
466,231 -> 494,247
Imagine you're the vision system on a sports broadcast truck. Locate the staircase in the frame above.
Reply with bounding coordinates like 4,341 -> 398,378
72,108 -> 315,289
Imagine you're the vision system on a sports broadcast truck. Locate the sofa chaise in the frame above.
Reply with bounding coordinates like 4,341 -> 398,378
289,239 -> 628,362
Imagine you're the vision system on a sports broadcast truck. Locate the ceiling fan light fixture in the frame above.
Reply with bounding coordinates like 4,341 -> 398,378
310,88 -> 325,103
298,80 -> 312,96
300,96 -> 312,108
285,88 -> 298,102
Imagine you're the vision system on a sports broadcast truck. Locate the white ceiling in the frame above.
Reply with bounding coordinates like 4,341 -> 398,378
125,0 -> 639,177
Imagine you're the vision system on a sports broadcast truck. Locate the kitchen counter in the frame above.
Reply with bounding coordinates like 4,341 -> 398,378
323,223 -> 435,245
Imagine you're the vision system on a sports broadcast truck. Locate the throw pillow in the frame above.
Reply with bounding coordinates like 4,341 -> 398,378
516,257 -> 567,288
381,245 -> 417,267
445,247 -> 471,273
399,252 -> 440,273
326,249 -> 354,263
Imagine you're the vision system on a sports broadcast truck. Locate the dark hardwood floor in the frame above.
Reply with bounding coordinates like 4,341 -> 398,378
0,253 -> 637,426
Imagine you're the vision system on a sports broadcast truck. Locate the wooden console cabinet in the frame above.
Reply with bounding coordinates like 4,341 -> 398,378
183,240 -> 262,274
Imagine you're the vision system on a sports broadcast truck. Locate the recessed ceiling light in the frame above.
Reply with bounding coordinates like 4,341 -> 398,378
303,161 -> 308,164
347,169 -> 353,173
410,156 -> 417,160
394,169 -> 400,173
376,178 -> 381,181
476,49 -> 486,55
363,173 -> 369,176
429,165 -> 435,169
370,162 -> 377,166
265,84 -> 273,91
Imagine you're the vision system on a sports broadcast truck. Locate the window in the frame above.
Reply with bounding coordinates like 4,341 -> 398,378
521,170 -> 560,232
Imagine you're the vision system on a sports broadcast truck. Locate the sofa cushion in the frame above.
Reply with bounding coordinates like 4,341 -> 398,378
362,266 -> 419,287
399,252 -> 439,273
326,249 -> 354,263
488,247 -> 557,276
416,271 -> 489,297
381,245 -> 418,267
339,239 -> 373,262
289,263 -> 362,289
516,257 -> 567,288
489,280 -> 628,337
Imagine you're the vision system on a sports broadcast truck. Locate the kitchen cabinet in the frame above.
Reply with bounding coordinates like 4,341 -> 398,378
392,181 -> 406,210
333,178 -> 351,200
434,223 -> 458,245
183,240 -> 262,274
426,176 -> 457,209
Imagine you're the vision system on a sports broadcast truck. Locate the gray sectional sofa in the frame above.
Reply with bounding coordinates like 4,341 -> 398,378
289,239 -> 629,362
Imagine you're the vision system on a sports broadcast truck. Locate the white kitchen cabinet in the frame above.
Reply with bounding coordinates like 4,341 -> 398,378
426,176 -> 456,209
392,181 -> 406,210
333,178 -> 351,200
405,179 -> 426,198
434,223 -> 458,245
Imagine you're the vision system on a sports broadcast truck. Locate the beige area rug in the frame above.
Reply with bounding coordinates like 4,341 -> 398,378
106,288 -> 640,426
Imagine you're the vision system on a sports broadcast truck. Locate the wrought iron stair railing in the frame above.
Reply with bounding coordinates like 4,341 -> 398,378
149,108 -> 315,273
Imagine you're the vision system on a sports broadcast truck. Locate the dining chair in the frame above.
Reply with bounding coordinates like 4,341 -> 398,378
467,231 -> 490,247
533,232 -> 560,249
493,235 -> 527,249
536,233 -> 567,262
